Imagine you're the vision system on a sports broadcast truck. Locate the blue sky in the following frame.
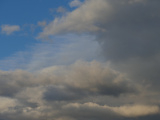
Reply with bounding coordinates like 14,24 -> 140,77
0,0 -> 160,120
0,0 -> 72,59
0,0 -> 91,70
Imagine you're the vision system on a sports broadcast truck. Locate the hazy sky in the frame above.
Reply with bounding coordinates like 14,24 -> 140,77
0,0 -> 160,120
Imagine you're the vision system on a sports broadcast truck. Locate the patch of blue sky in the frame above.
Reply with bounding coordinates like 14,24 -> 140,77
0,0 -> 71,25
0,0 -> 77,60
0,34 -> 102,71
0,0 -> 91,71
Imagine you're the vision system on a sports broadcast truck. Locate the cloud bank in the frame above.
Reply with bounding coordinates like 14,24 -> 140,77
38,0 -> 160,89
0,61 -> 149,120
69,0 -> 83,7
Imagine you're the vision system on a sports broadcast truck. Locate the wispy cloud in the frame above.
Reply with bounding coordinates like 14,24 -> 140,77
37,21 -> 47,27
69,0 -> 82,7
56,6 -> 67,13
0,34 -> 101,71
1,24 -> 20,35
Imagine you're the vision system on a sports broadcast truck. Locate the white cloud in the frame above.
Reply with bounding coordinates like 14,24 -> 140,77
38,0 -> 112,39
1,24 -> 20,35
69,0 -> 82,7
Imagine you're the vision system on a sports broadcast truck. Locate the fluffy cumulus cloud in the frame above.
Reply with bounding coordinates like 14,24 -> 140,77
1,24 -> 20,35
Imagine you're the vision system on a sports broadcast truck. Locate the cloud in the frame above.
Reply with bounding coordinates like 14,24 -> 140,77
63,102 -> 160,118
38,0 -> 160,90
69,0 -> 82,7
111,104 -> 160,117
38,0 -> 112,39
42,60 -> 137,98
0,34 -> 101,71
0,60 -> 144,120
1,60 -> 136,98
0,61 -> 159,120
38,0 -> 160,60
37,21 -> 46,27
56,6 -> 67,13
1,24 -> 20,35
1,0 -> 160,119
0,97 -> 18,113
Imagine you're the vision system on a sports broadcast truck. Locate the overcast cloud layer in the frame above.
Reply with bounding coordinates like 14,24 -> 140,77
1,0 -> 160,120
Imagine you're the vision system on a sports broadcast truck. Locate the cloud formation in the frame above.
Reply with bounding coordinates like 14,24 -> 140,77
64,102 -> 160,118
69,0 -> 82,7
35,0 -> 160,119
38,0 -> 160,89
56,7 -> 67,13
1,24 -> 20,35
1,0 -> 160,119
38,0 -> 111,39
0,61 -> 150,120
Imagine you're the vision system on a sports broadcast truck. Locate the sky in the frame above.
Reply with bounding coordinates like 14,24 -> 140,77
0,0 -> 160,120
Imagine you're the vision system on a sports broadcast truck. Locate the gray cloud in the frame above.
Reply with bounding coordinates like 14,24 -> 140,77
34,1 -> 160,119
37,21 -> 47,27
0,61 -> 145,120
62,102 -> 160,118
43,85 -> 85,101
38,0 -> 160,61
38,0 -> 160,90
1,0 -> 160,119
